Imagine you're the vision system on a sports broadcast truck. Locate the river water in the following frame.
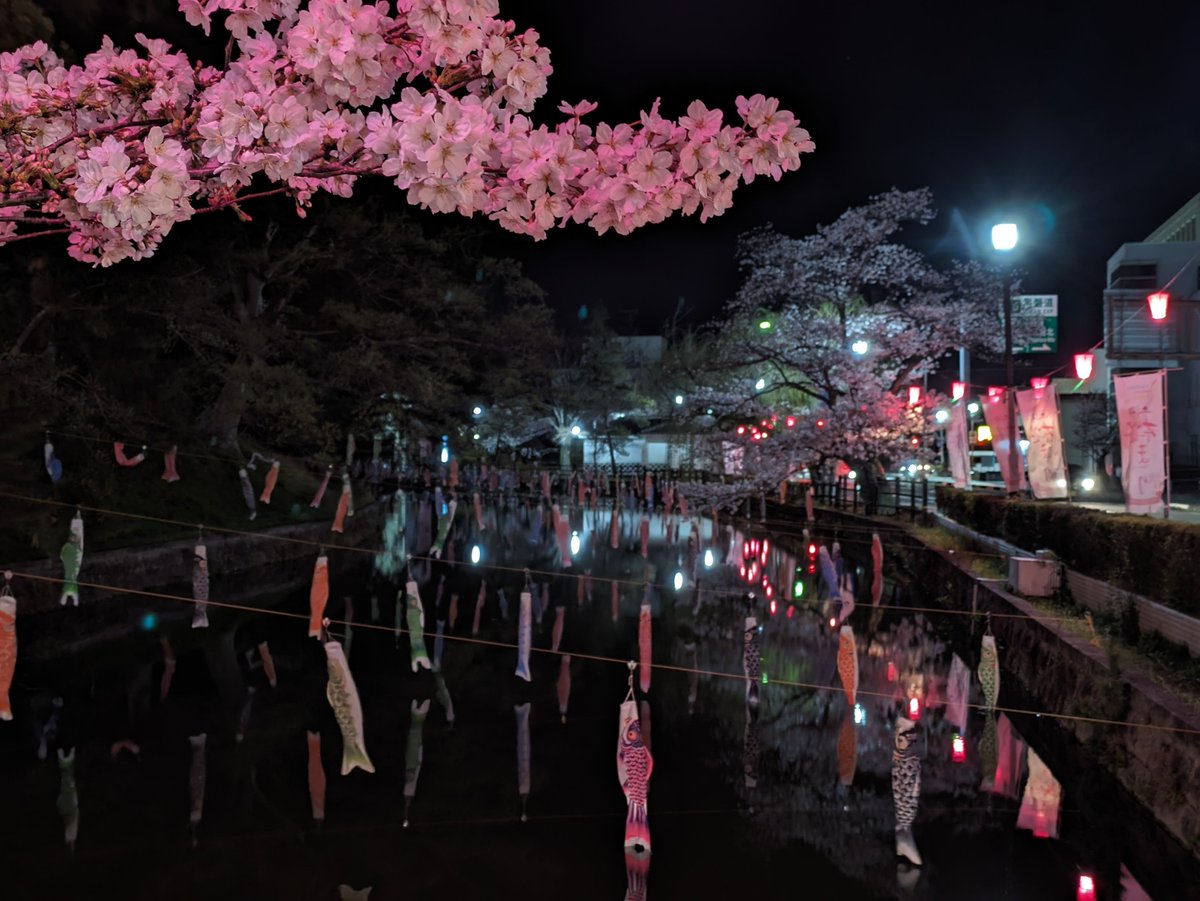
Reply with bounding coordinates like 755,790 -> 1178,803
0,493 -> 1194,899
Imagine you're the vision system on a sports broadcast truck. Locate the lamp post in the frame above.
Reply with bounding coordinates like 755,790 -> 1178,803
991,222 -> 1020,494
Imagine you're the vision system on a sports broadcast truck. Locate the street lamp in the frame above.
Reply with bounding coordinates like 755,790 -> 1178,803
992,222 -> 1020,494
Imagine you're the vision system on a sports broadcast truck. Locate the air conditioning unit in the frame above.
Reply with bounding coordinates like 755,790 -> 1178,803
1008,556 -> 1061,597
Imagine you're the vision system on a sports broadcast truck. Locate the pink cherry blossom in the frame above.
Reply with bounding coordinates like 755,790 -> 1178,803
0,0 -> 813,265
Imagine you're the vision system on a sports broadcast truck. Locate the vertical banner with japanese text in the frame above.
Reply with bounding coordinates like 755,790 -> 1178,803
947,402 -> 970,488
1114,370 -> 1166,516
1015,385 -> 1069,498
980,392 -> 1027,493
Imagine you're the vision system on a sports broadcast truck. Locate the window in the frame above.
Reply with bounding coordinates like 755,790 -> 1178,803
1110,262 -> 1158,289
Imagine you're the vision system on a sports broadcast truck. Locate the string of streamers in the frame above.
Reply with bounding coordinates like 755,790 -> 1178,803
4,568 -> 1199,739
0,490 -> 1089,625
44,428 -> 701,493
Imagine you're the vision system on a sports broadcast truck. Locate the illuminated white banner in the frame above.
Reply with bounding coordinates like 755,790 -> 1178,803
946,402 -> 970,488
1015,385 -> 1068,498
1114,370 -> 1166,516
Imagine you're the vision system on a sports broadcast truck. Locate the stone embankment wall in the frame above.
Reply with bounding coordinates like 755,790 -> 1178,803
767,502 -> 1200,854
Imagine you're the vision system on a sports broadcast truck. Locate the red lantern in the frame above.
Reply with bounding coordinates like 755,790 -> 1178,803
1077,875 -> 1095,900
907,385 -> 922,406
1074,353 -> 1095,380
1030,377 -> 1049,390
951,733 -> 966,763
737,425 -> 746,435
951,381 -> 966,400
785,415 -> 796,428
908,696 -> 921,720
1148,291 -> 1169,321
987,385 -> 1003,398
769,599 -> 777,616
815,418 -> 826,428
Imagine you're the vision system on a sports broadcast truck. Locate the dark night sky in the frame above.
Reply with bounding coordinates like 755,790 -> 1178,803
30,0 -> 1200,381
489,0 -> 1200,380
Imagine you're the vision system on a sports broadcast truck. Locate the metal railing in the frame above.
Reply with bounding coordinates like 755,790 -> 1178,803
811,476 -> 935,518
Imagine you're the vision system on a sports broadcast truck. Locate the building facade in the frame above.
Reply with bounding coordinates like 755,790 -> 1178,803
1104,192 -> 1200,470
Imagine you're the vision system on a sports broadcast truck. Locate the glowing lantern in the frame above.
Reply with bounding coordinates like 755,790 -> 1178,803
785,416 -> 796,428
785,604 -> 794,618
887,662 -> 897,682
951,381 -> 966,400
987,386 -> 1003,400
703,549 -> 715,568
765,584 -> 773,599
828,617 -> 837,628
1148,291 -> 1169,321
976,424 -> 993,443
737,425 -> 746,435
769,600 -> 777,616
908,696 -> 921,720
1074,353 -> 1094,380
807,543 -> 817,556
1077,875 -> 1095,900
951,733 -> 966,763
1030,377 -> 1049,390
907,385 -> 922,406
816,418 -> 826,429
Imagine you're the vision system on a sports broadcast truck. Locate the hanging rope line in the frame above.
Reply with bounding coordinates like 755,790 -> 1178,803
6,568 -> 1199,738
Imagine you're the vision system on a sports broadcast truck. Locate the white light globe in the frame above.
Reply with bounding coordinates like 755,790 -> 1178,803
991,222 -> 1018,251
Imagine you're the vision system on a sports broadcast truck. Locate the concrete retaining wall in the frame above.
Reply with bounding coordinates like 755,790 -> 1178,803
768,501 -> 1200,852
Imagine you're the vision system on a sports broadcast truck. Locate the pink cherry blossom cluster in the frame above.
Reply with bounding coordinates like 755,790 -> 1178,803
0,0 -> 813,265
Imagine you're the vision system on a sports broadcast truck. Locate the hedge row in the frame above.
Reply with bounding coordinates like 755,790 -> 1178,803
936,486 -> 1200,617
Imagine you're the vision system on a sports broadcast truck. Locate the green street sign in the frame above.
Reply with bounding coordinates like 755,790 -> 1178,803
1012,294 -> 1058,354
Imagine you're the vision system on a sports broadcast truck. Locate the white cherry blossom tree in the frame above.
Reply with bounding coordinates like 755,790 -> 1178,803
677,188 -> 1016,507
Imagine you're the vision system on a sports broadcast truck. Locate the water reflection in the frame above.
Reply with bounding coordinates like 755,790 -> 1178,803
0,489 -> 1194,899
